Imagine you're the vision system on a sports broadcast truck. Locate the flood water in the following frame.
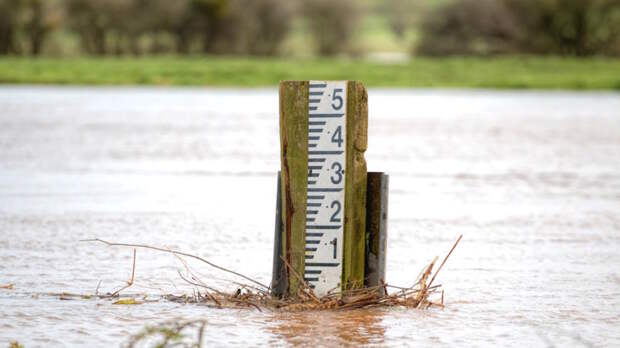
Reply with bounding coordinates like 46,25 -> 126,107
1,86 -> 619,347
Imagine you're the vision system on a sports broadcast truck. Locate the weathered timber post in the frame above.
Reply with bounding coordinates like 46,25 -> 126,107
278,80 -> 368,297
343,81 -> 369,291
274,80 -> 384,298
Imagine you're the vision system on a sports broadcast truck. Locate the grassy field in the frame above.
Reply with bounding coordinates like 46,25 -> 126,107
0,56 -> 619,90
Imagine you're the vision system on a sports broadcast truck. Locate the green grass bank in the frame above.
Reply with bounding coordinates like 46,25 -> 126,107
0,56 -> 618,90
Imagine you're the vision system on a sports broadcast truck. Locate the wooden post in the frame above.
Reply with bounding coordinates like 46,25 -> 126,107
278,81 -> 367,297
343,81 -> 368,290
279,81 -> 309,296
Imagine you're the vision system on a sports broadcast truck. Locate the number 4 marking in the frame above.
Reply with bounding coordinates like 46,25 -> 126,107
331,126 -> 343,147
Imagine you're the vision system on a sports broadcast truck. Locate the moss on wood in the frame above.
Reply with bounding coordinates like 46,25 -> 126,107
342,81 -> 368,290
279,81 -> 309,296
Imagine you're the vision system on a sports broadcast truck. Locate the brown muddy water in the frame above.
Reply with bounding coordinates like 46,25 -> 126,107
1,86 -> 619,347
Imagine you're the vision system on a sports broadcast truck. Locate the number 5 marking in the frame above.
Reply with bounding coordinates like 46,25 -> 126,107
331,88 -> 343,110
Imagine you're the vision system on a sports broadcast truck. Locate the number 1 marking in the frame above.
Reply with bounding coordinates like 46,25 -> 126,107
330,238 -> 337,259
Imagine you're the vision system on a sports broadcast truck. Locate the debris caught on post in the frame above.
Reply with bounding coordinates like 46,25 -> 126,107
75,235 -> 462,312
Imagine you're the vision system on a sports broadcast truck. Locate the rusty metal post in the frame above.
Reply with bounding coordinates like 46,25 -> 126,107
365,172 -> 389,296
271,172 -> 287,298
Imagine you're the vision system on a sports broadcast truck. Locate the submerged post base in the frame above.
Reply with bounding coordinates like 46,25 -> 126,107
364,172 -> 389,297
271,171 -> 389,298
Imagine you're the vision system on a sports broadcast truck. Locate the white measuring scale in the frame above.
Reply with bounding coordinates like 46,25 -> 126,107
304,81 -> 347,296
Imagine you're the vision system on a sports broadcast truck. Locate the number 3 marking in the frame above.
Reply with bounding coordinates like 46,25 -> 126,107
331,162 -> 343,184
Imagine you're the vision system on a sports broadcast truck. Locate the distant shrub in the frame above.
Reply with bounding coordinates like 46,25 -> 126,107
0,0 -> 62,55
196,0 -> 293,55
302,0 -> 362,56
505,0 -> 620,56
65,0 -> 127,55
417,0 -> 620,56
0,0 -> 21,54
382,0 -> 421,39
21,0 -> 63,55
416,0 -> 521,56
239,0 -> 294,55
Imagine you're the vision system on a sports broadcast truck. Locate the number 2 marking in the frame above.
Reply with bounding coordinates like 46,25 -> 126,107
330,200 -> 342,222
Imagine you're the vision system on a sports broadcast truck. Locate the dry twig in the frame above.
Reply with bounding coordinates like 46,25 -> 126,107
80,235 -> 463,312
82,238 -> 268,290
110,248 -> 136,297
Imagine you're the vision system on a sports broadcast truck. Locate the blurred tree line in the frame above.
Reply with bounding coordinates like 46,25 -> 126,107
416,0 -> 620,56
0,0 -> 360,56
0,0 -> 618,57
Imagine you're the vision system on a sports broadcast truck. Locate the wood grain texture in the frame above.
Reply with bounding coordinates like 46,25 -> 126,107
278,80 -> 367,296
342,81 -> 368,290
279,81 -> 308,296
